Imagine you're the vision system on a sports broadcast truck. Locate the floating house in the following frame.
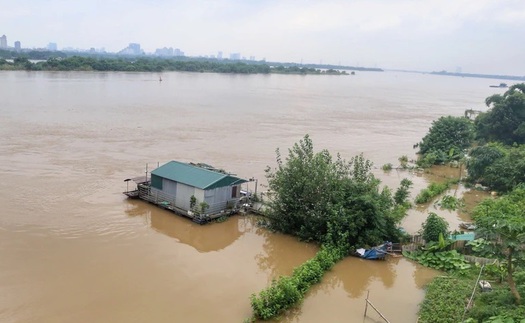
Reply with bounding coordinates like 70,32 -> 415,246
124,161 -> 248,223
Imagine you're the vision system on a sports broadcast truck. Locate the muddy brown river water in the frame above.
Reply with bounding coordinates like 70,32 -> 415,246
0,71 -> 502,322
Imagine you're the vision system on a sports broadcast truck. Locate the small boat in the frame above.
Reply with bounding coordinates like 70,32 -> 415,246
354,242 -> 392,260
459,222 -> 477,230
489,83 -> 508,88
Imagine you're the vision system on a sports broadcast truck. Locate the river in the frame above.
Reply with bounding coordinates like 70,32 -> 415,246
0,70 -> 504,322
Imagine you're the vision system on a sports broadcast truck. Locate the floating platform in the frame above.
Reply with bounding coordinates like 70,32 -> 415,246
124,182 -> 239,224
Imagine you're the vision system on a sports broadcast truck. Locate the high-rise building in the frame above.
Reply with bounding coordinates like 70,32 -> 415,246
155,47 -> 174,56
128,43 -> 141,54
14,41 -> 21,51
47,42 -> 57,51
229,53 -> 241,60
118,43 -> 143,56
0,35 -> 7,49
217,51 -> 223,60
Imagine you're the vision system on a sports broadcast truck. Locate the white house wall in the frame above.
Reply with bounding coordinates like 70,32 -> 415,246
152,179 -> 242,215
162,178 -> 177,196
174,182 -> 199,211
204,186 -> 232,214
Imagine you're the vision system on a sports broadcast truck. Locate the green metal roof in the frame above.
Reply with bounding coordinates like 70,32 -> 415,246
151,161 -> 247,190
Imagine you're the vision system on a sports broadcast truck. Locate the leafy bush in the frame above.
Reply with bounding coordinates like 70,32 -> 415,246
418,276 -> 474,323
421,212 -> 449,243
394,178 -> 413,205
214,215 -> 229,223
415,180 -> 457,204
418,115 -> 475,166
436,195 -> 465,211
466,286 -> 525,322
249,244 -> 345,320
265,135 -> 400,247
399,155 -> 409,169
250,276 -> 302,320
382,163 -> 393,171
403,249 -> 471,272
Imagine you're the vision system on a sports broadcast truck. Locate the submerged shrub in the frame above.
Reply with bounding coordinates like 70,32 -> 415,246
249,244 -> 345,320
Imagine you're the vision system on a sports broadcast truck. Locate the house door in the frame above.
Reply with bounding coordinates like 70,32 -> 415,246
231,185 -> 237,198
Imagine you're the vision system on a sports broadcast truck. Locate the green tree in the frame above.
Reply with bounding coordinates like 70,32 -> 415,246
466,143 -> 506,183
475,84 -> 525,144
265,135 -> 401,247
418,116 -> 475,165
421,212 -> 449,243
473,186 -> 525,304
394,178 -> 413,205
480,145 -> 525,193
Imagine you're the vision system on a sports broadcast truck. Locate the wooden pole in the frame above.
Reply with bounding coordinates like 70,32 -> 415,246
364,290 -> 391,323
365,299 -> 391,323
364,290 -> 369,317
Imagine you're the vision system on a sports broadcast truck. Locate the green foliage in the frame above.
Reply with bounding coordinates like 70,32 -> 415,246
415,179 -> 457,204
475,84 -> 525,144
475,145 -> 525,193
249,244 -> 345,320
482,261 -> 507,283
473,186 -> 525,257
466,238 -> 494,258
381,163 -> 393,171
250,276 -> 302,320
190,195 -> 197,209
264,135 -> 401,247
421,212 -> 449,243
198,201 -> 209,214
404,248 -> 471,272
472,185 -> 525,303
394,178 -> 413,205
398,155 -> 409,168
418,115 -> 475,165
466,143 -> 506,183
214,215 -> 229,223
466,285 -> 525,322
436,194 -> 465,211
0,55 -> 347,75
417,151 -> 439,168
418,276 -> 474,323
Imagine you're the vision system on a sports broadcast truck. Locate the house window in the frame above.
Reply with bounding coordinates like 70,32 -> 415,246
231,185 -> 238,198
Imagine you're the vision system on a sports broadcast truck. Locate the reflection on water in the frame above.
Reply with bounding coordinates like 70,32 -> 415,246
274,256 -> 440,323
125,199 -> 245,252
254,223 -> 319,280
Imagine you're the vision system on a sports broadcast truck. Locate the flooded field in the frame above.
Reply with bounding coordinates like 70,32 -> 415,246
0,70 -> 502,322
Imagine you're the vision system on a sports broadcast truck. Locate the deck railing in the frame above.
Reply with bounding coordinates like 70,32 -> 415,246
137,184 -> 241,217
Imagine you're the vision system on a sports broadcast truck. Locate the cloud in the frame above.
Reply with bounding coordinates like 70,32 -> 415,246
1,0 -> 524,73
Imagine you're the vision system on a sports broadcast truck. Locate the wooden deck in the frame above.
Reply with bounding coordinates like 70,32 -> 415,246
125,183 -> 240,224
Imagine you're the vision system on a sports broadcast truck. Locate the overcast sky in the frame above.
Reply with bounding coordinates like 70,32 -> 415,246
1,0 -> 524,75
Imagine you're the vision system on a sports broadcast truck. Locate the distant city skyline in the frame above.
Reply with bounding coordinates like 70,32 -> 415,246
1,0 -> 525,75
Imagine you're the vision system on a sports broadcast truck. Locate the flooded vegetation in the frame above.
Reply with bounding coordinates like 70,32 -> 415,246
0,71 -> 499,322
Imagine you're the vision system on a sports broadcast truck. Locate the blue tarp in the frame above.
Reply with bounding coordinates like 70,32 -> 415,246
356,242 -> 391,260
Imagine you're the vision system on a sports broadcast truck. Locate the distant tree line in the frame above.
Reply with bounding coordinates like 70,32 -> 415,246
0,55 -> 350,75
431,70 -> 525,82
0,49 -> 381,72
